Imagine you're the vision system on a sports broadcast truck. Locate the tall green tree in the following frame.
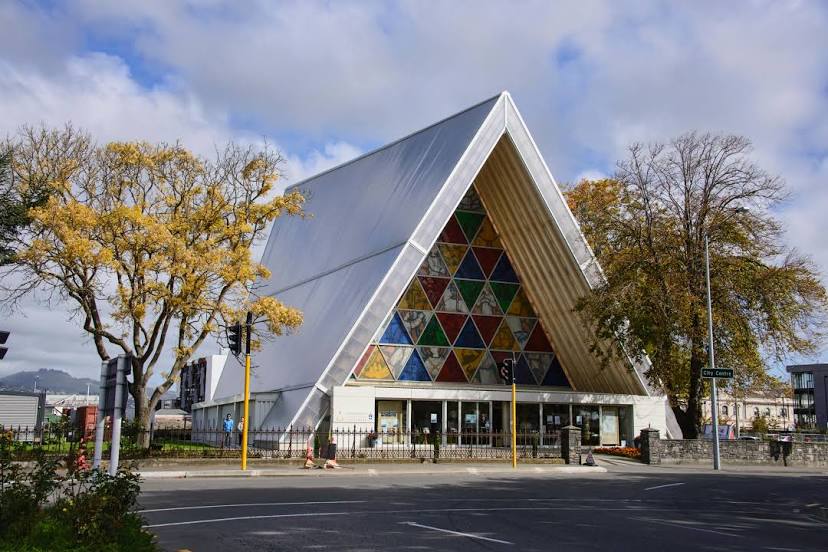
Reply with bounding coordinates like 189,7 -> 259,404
566,133 -> 827,438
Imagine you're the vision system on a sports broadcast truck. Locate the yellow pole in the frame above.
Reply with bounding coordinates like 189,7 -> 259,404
241,352 -> 251,470
511,382 -> 517,468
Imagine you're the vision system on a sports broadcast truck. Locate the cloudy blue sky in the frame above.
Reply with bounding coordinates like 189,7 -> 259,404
1,1 -> 827,383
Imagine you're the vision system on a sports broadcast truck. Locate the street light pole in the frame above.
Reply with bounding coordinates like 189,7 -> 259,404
705,234 -> 721,470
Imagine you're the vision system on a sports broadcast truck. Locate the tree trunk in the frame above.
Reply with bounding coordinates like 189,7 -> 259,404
132,385 -> 151,449
683,314 -> 707,439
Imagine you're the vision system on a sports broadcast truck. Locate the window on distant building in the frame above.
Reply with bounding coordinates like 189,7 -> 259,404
753,407 -> 760,418
722,405 -> 728,416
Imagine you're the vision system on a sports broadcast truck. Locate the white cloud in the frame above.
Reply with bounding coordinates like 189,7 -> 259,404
0,49 -> 361,380
2,0 -> 828,377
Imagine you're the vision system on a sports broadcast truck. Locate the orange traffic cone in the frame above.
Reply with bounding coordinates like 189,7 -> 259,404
304,438 -> 315,469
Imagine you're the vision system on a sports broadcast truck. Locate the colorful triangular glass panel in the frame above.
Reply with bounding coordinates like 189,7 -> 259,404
541,355 -> 571,387
514,354 -> 537,385
455,279 -> 484,310
360,347 -> 394,380
438,215 -> 468,245
435,280 -> 469,313
353,345 -> 375,377
490,254 -> 519,283
524,324 -> 554,352
454,318 -> 486,348
490,320 -> 519,351
507,287 -> 535,317
418,315 -> 450,347
455,211 -> 485,242
458,186 -> 484,213
471,352 -> 501,384
380,345 -> 414,378
472,247 -> 502,277
379,312 -> 413,345
490,282 -> 520,313
418,347 -> 450,380
455,250 -> 485,280
455,348 -> 486,380
471,283 -> 502,316
472,315 -> 501,345
419,276 -> 450,309
398,349 -> 431,381
398,310 -> 430,344
435,312 -> 466,343
438,243 -> 467,275
436,350 -> 467,382
398,278 -> 431,310
472,218 -> 501,248
523,352 -> 554,384
506,316 -> 537,350
418,248 -> 450,277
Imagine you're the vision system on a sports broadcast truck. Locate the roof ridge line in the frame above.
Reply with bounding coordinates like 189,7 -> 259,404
285,92 -> 506,192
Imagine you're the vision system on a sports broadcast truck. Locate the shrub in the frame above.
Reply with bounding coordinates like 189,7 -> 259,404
592,447 -> 641,460
0,431 -> 158,552
752,416 -> 769,435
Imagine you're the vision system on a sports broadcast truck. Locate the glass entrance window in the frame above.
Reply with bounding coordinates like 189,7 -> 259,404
447,401 -> 459,444
543,404 -> 570,446
460,402 -> 491,445
600,407 -> 620,446
575,405 -> 600,446
516,403 -> 540,447
376,400 -> 406,445
411,401 -> 441,444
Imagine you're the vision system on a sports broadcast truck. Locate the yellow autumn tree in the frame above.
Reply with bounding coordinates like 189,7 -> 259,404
2,125 -> 304,445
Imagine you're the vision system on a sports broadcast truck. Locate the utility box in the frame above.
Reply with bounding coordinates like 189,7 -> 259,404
75,405 -> 98,440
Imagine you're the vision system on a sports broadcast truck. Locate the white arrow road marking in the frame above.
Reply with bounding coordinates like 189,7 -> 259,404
400,521 -> 513,545
644,482 -> 686,491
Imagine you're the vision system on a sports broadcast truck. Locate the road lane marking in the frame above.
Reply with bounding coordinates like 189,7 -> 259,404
644,482 -> 685,491
139,500 -> 366,513
645,518 -> 739,538
145,511 -> 350,528
400,521 -> 513,545
144,505 -> 781,529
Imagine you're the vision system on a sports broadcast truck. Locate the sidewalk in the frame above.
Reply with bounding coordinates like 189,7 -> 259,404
594,454 -> 828,475
137,462 -> 607,479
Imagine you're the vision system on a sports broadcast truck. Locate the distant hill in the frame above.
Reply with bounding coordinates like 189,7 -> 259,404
0,369 -> 98,394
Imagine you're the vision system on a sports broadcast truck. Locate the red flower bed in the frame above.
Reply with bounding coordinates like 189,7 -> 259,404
592,446 -> 641,459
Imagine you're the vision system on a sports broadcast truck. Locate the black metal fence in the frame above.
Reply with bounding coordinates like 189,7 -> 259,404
2,424 -> 562,461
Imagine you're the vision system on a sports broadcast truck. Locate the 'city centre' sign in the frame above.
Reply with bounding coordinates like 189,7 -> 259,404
702,368 -> 734,379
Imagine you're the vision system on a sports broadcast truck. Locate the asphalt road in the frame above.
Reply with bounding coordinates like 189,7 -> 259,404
139,463 -> 827,552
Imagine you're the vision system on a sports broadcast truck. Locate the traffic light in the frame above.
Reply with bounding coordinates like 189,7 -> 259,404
228,322 -> 242,356
0,330 -> 8,360
498,358 -> 514,384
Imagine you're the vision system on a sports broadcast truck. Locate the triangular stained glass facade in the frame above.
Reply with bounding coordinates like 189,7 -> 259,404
355,185 -> 570,388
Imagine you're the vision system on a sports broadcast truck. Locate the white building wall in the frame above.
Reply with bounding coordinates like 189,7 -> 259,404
332,384 -> 670,442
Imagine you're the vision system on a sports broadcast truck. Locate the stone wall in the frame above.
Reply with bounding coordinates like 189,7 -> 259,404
646,436 -> 828,467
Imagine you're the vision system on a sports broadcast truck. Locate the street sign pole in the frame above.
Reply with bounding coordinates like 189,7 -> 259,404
109,356 -> 126,476
241,311 -> 253,471
92,360 -> 107,469
511,353 -> 517,469
705,235 -> 721,471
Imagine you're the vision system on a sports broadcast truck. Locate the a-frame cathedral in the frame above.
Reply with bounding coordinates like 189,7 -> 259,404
193,92 -> 681,445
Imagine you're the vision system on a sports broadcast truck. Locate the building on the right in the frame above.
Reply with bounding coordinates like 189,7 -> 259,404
786,363 -> 828,430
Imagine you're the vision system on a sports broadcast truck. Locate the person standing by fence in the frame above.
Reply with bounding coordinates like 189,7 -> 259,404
222,414 -> 234,448
237,417 -> 244,448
